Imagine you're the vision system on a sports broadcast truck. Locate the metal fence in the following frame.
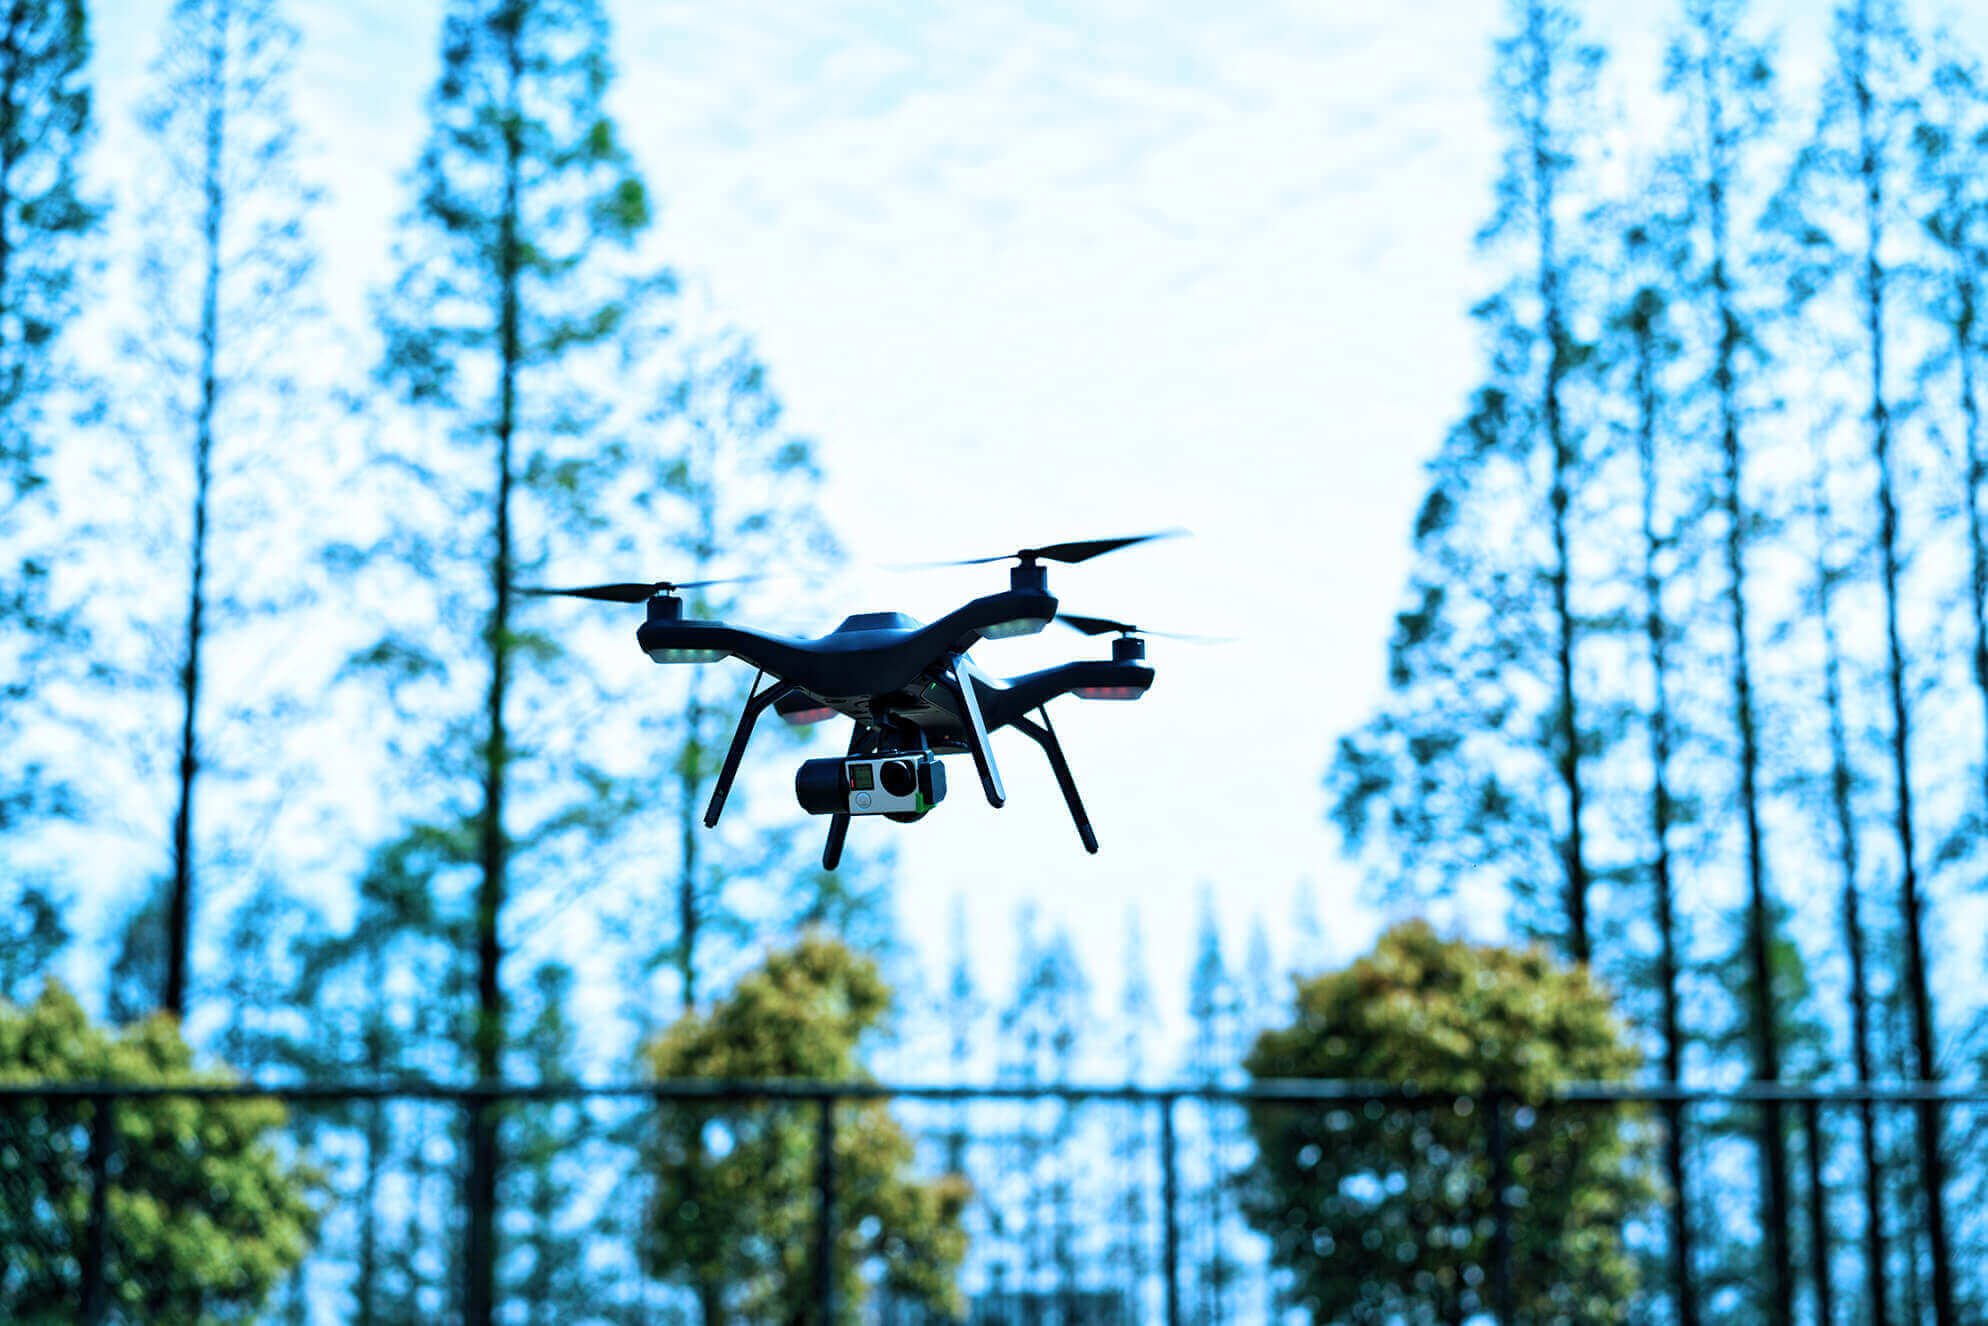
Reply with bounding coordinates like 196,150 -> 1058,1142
2,1079 -> 1982,1324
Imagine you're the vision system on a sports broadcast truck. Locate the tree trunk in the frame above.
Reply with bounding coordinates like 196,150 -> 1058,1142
1848,14 -> 1954,1321
0,0 -> 23,354
1522,1 -> 1590,966
358,1098 -> 384,1326
1632,307 -> 1698,1326
677,757 -> 718,1324
676,414 -> 724,1018
1697,26 -> 1793,1322
1802,1100 -> 1834,1326
1807,432 -> 1890,1326
677,676 -> 724,1326
164,0 -> 230,1021
1958,277 -> 1988,823
1883,990 -> 1926,1326
465,12 -> 526,1324
677,681 -> 703,1014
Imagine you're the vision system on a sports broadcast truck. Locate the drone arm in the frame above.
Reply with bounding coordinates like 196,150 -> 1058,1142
1010,708 -> 1098,854
978,659 -> 1156,731
704,673 -> 800,828
933,586 -> 1060,655
947,658 -> 1006,807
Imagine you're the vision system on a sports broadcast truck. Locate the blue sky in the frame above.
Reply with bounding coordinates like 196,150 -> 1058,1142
80,0 -> 1988,1034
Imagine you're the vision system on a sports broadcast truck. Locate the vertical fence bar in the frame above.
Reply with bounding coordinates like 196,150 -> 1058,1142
1487,1092 -> 1513,1326
24,1078 -> 1979,1326
1667,1094 -> 1700,1326
80,1095 -> 112,1326
1160,1092 -> 1181,1326
463,1095 -> 496,1326
816,1094 -> 838,1325
1803,1099 -> 1834,1326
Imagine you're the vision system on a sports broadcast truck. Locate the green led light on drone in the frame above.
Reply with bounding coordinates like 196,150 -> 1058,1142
646,647 -> 727,663
981,616 -> 1052,639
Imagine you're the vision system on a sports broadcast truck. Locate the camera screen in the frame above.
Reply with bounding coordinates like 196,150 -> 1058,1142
849,764 -> 875,791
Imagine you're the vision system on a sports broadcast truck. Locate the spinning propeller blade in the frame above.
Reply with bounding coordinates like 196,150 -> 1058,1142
1056,612 -> 1231,643
519,575 -> 761,603
915,529 -> 1187,569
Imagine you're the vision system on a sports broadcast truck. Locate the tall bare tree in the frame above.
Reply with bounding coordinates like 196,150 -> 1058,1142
1798,407 -> 1890,1325
1915,52 -> 1988,826
1330,0 -> 1611,962
606,307 -> 842,1016
121,0 -> 319,1020
1774,5 -> 1955,1317
1607,231 -> 1701,1324
1666,2 -> 1794,1318
363,0 -> 654,1317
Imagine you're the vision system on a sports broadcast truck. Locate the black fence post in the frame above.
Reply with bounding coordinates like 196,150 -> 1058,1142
1803,1098 -> 1833,1326
80,1095 -> 112,1326
464,1095 -> 497,1326
816,1094 -> 838,1325
1667,1094 -> 1700,1326
1487,1092 -> 1513,1326
1160,1092 -> 1181,1326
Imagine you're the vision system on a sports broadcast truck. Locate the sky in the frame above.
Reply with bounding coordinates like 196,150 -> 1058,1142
79,0 -> 1988,1039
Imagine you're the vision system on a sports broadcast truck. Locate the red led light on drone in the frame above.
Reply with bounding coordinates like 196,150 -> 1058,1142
1074,685 -> 1142,701
781,705 -> 837,725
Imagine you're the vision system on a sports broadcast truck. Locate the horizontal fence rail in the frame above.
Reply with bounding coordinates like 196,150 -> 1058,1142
1,1079 -> 1979,1325
6,1077 -> 1988,1104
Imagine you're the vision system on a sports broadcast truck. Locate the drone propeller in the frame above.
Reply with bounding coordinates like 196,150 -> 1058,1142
911,529 -> 1187,569
518,575 -> 762,604
1057,612 -> 1231,643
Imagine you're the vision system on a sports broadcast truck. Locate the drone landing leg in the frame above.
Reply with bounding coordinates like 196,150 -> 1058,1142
704,674 -> 798,828
947,661 -> 1006,807
820,725 -> 876,872
1012,708 -> 1098,854
822,814 -> 851,871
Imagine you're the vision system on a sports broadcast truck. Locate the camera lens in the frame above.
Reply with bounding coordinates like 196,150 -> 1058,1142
795,758 -> 849,816
879,759 -> 917,798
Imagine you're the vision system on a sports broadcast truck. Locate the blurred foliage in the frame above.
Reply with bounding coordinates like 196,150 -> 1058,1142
0,885 -> 67,1002
0,0 -> 100,913
639,935 -> 968,1324
1241,921 -> 1649,1326
0,981 -> 319,1322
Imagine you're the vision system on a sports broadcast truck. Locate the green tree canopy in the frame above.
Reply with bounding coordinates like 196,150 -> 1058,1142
640,935 -> 967,1325
1241,921 -> 1647,1326
0,981 -> 318,1322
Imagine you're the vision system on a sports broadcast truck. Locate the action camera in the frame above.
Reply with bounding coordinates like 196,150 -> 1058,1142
796,753 -> 947,818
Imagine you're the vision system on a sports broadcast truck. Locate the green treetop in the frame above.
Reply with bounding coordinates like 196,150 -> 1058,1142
1241,921 -> 1647,1326
0,981 -> 318,1322
640,935 -> 968,1325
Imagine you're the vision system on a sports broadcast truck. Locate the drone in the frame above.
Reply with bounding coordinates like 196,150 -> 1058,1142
524,532 -> 1202,870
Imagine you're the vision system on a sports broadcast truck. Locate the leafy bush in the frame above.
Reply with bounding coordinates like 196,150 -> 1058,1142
1241,921 -> 1649,1325
640,935 -> 968,1324
0,982 -> 319,1322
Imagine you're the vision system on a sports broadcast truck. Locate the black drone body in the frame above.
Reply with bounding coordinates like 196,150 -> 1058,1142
528,534 -> 1178,870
